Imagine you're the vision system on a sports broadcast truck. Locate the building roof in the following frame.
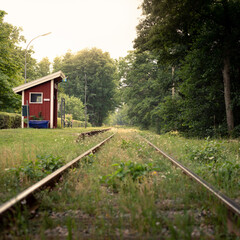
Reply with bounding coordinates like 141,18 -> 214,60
13,71 -> 66,94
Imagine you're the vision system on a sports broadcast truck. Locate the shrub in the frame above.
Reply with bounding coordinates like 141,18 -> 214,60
72,120 -> 91,128
57,118 -> 92,128
0,112 -> 21,129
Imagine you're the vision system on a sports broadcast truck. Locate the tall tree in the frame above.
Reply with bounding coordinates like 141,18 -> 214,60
57,48 -> 117,126
37,57 -> 51,77
119,51 -> 172,130
53,56 -> 63,72
0,10 -> 24,112
24,47 -> 40,82
134,0 -> 240,135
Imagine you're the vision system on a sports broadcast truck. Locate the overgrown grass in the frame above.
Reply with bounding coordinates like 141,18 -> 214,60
0,127 -> 113,204
6,129 -> 237,239
140,130 -> 240,200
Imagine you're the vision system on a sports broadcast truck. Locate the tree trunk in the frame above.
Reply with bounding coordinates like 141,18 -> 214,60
222,55 -> 234,134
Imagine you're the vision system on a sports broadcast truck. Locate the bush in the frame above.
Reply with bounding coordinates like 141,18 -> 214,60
72,120 -> 92,128
0,112 -> 21,129
57,118 -> 92,128
151,96 -> 183,134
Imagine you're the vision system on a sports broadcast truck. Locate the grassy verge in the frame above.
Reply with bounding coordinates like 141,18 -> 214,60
139,130 -> 240,201
4,129 -> 237,239
0,127 -> 112,204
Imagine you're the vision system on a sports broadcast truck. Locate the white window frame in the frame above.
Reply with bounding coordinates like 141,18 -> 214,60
29,92 -> 43,104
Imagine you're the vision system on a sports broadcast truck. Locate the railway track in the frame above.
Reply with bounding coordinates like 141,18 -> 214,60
76,128 -> 111,142
0,131 -> 115,227
143,137 -> 240,236
0,129 -> 239,238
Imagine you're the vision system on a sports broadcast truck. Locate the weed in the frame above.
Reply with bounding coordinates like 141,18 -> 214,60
120,139 -> 131,149
100,161 -> 160,190
10,154 -> 64,181
207,160 -> 240,183
186,137 -> 225,163
66,217 -> 75,240
82,153 -> 96,166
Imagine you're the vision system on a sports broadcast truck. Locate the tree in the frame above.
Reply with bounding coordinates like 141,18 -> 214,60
58,93 -> 84,121
134,0 -> 240,136
53,56 -> 63,72
57,48 -> 118,126
104,104 -> 131,126
119,51 -> 173,130
24,48 -> 40,82
37,57 -> 51,77
0,11 -> 24,112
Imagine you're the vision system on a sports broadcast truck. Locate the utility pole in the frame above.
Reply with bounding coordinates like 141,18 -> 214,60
84,73 -> 87,128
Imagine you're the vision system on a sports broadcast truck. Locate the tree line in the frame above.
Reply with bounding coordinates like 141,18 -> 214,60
1,1 -> 240,137
115,0 -> 240,137
0,10 -> 117,126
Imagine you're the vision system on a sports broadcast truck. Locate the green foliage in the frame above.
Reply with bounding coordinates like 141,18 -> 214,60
100,161 -> 159,190
0,11 -> 24,111
132,0 -> 240,137
186,138 -> 226,164
0,112 -> 21,129
207,160 -> 240,184
82,153 -> 96,166
151,96 -> 183,134
56,48 -> 118,126
10,155 -> 64,181
31,112 -> 44,120
119,51 -> 173,130
72,120 -> 91,128
36,57 -> 51,78
104,104 -> 132,126
57,118 -> 92,128
120,139 -> 131,149
58,93 -> 84,121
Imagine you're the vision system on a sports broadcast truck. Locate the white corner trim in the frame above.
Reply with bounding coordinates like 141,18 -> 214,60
50,80 -> 54,128
22,91 -> 24,128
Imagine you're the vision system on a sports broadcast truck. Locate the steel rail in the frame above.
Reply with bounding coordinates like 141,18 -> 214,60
0,133 -> 115,222
144,138 -> 240,218
76,128 -> 111,141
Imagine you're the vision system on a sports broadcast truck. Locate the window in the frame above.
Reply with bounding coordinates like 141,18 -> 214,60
30,93 -> 43,103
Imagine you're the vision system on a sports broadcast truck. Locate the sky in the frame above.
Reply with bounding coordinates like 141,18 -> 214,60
2,0 -> 143,63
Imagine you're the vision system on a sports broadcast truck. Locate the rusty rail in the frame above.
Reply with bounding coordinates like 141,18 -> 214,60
0,133 -> 115,225
143,137 -> 240,236
76,128 -> 111,142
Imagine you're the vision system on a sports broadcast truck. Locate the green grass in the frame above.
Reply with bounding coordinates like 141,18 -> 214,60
3,128 -> 237,239
0,127 -> 113,204
139,130 -> 240,200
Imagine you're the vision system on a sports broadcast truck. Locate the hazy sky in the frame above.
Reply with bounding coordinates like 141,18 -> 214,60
2,0 -> 143,62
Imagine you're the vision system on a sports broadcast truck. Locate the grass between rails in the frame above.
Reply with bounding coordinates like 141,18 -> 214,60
0,127 -> 113,204
139,130 -> 240,201
6,128 -> 237,239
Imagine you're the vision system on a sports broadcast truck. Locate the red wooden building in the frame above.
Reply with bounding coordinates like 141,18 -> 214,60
13,71 -> 65,129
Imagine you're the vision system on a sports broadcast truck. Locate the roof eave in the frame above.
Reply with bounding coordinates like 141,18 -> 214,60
13,71 -> 65,94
